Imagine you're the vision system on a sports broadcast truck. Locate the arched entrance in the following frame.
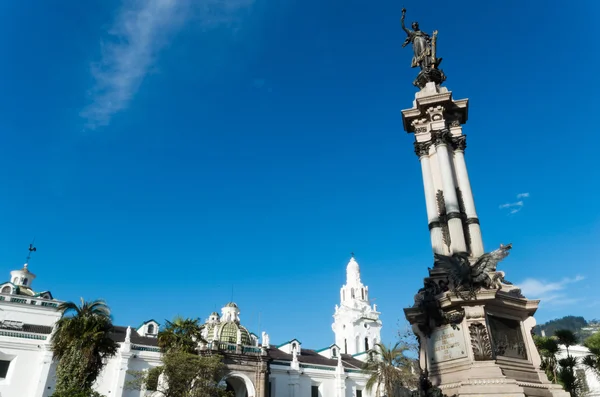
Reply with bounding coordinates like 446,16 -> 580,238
223,372 -> 256,397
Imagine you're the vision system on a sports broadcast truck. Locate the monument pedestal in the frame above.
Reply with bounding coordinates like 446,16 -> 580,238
406,286 -> 570,397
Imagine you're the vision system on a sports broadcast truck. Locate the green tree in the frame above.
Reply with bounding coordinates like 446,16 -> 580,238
362,342 -> 417,397
534,335 -> 559,382
555,329 -> 578,357
158,316 -> 205,354
582,332 -> 600,376
553,329 -> 582,397
129,316 -> 231,397
50,298 -> 117,397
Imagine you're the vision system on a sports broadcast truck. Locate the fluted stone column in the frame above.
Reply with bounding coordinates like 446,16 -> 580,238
415,141 -> 446,255
432,130 -> 467,253
451,135 -> 484,256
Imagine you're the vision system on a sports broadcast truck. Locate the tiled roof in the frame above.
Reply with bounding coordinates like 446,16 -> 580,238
0,323 -> 53,335
268,347 -> 364,370
110,326 -> 159,347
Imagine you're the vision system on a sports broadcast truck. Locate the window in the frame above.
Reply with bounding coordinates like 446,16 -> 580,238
351,288 -> 355,298
365,337 -> 369,351
357,390 -> 363,397
1,286 -> 10,294
344,339 -> 347,354
361,288 -> 364,300
332,348 -> 337,357
342,290 -> 345,301
147,324 -> 155,334
23,278 -> 28,286
0,360 -> 10,379
11,278 -> 17,284
311,385 -> 319,397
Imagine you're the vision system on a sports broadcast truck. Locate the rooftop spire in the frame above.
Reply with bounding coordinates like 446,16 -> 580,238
346,256 -> 361,286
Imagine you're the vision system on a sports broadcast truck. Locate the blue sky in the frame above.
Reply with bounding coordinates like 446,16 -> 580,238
0,0 -> 598,348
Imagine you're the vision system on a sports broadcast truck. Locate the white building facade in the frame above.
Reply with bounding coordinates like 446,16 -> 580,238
556,344 -> 600,397
0,256 -> 379,397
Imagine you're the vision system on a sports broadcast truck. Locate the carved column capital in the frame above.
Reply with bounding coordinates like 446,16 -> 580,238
451,135 -> 467,151
431,129 -> 452,147
414,141 -> 432,158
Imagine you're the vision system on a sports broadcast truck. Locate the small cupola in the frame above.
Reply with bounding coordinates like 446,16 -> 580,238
207,312 -> 220,324
221,302 -> 241,323
10,263 -> 36,289
278,339 -> 302,355
137,320 -> 160,337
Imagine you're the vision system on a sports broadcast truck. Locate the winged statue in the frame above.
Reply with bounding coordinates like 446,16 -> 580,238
433,244 -> 513,299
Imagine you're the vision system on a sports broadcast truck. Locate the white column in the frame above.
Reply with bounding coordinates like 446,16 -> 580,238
417,142 -> 446,255
452,141 -> 484,256
336,356 -> 346,397
33,345 -> 54,397
434,134 -> 467,253
112,343 -> 133,397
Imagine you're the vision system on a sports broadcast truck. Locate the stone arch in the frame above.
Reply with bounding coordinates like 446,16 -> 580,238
223,371 -> 256,397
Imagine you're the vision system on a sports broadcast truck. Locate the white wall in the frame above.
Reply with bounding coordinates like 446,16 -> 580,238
557,344 -> 600,397
0,338 -> 48,397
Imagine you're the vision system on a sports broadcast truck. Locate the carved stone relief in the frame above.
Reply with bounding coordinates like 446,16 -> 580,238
451,135 -> 467,151
414,141 -> 432,158
432,129 -> 452,146
487,315 -> 528,360
469,322 -> 493,361
435,190 -> 451,248
455,187 -> 471,252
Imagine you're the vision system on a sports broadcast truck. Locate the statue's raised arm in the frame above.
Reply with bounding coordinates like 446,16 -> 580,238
401,8 -> 411,35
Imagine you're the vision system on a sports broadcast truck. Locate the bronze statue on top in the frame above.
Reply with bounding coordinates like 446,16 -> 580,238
401,8 -> 446,89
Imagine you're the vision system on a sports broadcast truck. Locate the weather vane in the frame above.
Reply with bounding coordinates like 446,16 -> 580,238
25,240 -> 37,267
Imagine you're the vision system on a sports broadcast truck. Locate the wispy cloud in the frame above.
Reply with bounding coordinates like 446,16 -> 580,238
499,193 -> 530,214
81,0 -> 192,129
81,0 -> 254,129
519,275 -> 585,304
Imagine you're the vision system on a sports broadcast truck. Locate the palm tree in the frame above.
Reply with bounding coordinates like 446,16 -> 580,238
157,316 -> 204,354
554,329 -> 580,396
51,298 -> 118,395
363,342 -> 417,397
534,335 -> 559,382
554,329 -> 578,356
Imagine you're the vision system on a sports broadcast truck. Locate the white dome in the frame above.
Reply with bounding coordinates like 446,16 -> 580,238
346,257 -> 360,274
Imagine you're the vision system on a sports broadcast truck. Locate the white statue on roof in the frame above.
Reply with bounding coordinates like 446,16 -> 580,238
125,326 -> 131,343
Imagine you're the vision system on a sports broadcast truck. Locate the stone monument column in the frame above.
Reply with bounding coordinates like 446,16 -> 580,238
415,141 -> 447,255
431,128 -> 467,254
451,135 -> 484,256
399,7 -> 570,397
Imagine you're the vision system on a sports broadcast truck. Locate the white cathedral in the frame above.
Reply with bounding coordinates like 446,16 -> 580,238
0,255 -> 381,397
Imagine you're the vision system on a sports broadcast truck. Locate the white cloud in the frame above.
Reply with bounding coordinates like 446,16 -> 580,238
81,0 -> 192,129
500,192 -> 530,214
518,275 -> 585,304
81,0 -> 253,129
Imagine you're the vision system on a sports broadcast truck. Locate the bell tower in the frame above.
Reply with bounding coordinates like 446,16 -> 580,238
332,255 -> 381,357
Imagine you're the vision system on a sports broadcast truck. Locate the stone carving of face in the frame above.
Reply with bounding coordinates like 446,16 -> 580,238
412,22 -> 419,31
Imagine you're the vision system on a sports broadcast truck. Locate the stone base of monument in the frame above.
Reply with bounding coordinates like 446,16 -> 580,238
405,274 -> 571,397
413,67 -> 446,89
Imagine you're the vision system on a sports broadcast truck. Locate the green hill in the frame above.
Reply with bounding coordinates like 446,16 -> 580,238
534,316 -> 600,341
